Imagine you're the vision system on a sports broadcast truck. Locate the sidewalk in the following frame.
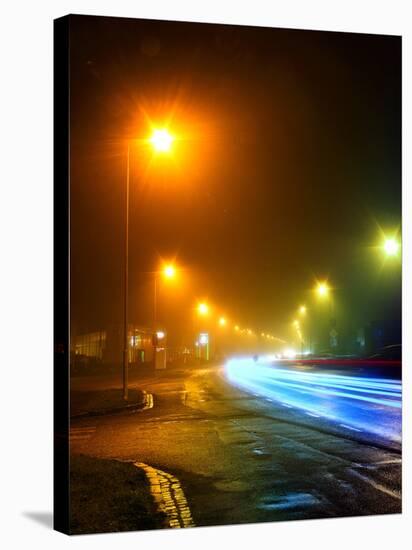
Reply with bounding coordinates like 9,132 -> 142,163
70,388 -> 145,418
69,363 -> 208,417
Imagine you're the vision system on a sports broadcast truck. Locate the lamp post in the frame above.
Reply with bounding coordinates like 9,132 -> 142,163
122,142 -> 130,401
154,264 -> 176,328
122,128 -> 174,401
315,281 -> 337,352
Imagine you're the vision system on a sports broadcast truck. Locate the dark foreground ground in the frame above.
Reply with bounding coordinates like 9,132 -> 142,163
70,363 -> 401,533
70,455 -> 165,534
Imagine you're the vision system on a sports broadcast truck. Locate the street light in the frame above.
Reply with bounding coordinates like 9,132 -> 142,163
383,238 -> 400,257
299,305 -> 306,315
163,264 -> 176,279
122,129 -> 175,401
197,302 -> 209,316
219,316 -> 227,327
150,128 -> 174,153
316,282 -> 329,298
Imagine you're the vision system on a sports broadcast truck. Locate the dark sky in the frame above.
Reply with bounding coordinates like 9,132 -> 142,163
69,14 -> 401,341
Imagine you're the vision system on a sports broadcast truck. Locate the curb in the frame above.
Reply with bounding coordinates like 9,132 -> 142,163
70,390 -> 153,420
135,462 -> 195,528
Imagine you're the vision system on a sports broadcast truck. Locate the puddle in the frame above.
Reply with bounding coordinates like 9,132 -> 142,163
259,492 -> 320,511
252,448 -> 271,458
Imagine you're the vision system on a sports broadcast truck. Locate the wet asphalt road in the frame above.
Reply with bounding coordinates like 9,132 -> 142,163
70,364 -> 401,527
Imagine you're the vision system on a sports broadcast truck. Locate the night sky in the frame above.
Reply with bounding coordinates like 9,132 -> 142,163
69,15 -> 401,342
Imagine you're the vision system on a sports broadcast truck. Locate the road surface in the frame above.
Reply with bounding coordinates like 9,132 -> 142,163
70,362 -> 401,528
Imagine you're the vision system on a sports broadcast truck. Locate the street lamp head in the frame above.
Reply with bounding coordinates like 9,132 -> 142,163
219,316 -> 227,327
317,282 -> 329,297
163,264 -> 176,279
299,305 -> 306,315
383,238 -> 400,256
197,302 -> 209,316
150,128 -> 174,152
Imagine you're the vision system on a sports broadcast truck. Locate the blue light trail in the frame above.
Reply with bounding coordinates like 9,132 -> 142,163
225,357 -> 402,443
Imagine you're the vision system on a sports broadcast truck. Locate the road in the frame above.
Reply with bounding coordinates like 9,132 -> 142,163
70,362 -> 401,527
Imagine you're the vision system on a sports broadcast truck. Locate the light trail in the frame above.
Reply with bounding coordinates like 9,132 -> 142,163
225,357 -> 402,442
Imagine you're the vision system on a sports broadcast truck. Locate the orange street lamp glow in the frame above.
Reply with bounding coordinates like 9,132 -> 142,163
219,317 -> 227,327
150,129 -> 174,152
197,302 -> 209,316
299,305 -> 307,315
234,325 -> 240,331
163,264 -> 176,279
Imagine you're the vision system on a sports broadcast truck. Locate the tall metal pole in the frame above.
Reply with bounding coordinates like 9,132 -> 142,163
153,272 -> 157,328
122,142 -> 130,401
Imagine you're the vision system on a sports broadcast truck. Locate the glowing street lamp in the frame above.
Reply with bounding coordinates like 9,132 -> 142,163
197,302 -> 209,316
383,238 -> 400,257
299,305 -> 307,315
150,128 -> 174,153
316,282 -> 329,298
163,264 -> 176,279
219,316 -> 227,327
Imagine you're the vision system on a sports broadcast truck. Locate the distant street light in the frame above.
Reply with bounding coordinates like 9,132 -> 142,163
316,282 -> 329,298
299,305 -> 307,315
197,302 -> 209,316
219,316 -> 227,327
383,238 -> 400,257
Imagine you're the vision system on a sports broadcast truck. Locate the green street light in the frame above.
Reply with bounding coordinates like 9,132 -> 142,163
383,238 -> 400,257
316,282 -> 329,298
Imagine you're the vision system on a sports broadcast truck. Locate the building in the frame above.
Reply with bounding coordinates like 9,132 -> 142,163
71,324 -> 155,368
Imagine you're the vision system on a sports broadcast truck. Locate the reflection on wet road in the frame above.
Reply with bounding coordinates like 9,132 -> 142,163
225,357 -> 402,444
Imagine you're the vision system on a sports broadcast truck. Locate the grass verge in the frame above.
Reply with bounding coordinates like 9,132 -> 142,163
70,455 -> 165,534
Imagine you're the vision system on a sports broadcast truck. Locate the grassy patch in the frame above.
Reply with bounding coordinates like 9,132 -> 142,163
70,455 -> 165,534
